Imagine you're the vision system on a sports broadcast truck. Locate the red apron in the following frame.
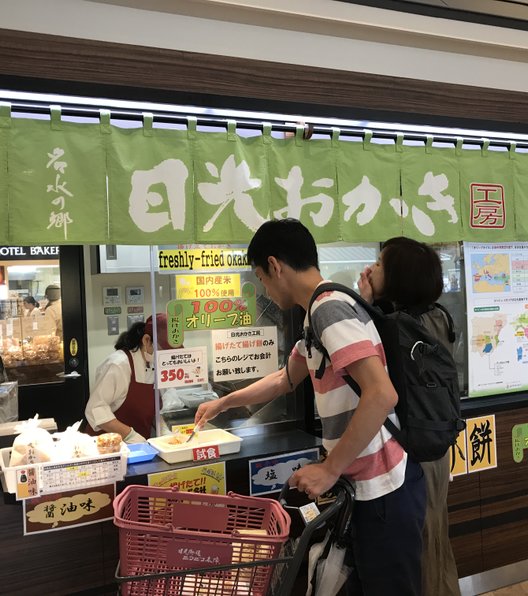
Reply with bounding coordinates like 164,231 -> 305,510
85,350 -> 155,439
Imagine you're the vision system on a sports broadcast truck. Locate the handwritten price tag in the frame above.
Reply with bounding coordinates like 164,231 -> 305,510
156,348 -> 208,388
160,368 -> 185,384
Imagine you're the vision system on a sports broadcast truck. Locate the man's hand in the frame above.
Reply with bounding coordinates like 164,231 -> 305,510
289,462 -> 340,500
194,398 -> 226,428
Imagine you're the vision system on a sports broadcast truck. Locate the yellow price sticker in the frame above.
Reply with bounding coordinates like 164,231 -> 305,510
171,424 -> 195,435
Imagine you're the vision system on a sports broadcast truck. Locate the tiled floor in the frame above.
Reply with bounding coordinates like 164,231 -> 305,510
481,581 -> 528,595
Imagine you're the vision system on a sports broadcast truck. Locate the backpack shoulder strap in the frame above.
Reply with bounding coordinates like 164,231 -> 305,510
307,282 -> 365,346
306,284 -> 335,379
308,283 -> 404,444
308,282 -> 376,320
433,302 -> 456,344
306,282 -> 374,381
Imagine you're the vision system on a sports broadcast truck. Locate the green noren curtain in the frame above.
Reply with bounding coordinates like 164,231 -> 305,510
1,110 -> 527,246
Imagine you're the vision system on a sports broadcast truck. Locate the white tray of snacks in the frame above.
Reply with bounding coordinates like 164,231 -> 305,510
148,429 -> 242,464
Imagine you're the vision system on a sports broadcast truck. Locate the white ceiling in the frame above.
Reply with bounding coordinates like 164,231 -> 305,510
86,0 -> 528,60
89,0 -> 528,27
4,0 -> 528,93
403,0 -> 528,19
338,0 -> 528,25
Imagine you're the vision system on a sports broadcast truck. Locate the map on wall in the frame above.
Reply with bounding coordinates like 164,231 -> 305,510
465,242 -> 528,397
470,253 -> 511,293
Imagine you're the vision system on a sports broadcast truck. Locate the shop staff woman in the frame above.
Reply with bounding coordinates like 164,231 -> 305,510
84,314 -> 170,443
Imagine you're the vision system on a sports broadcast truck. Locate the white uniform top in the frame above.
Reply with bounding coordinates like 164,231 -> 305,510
44,299 -> 62,337
85,348 -> 154,431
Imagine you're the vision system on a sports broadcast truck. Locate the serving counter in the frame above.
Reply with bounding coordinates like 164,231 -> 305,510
3,390 -> 528,595
0,426 -> 321,596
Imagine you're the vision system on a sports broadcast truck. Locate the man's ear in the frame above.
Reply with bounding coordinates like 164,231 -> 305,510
267,256 -> 281,277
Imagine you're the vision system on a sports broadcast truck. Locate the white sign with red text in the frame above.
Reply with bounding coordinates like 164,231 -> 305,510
156,347 -> 208,388
212,326 -> 278,382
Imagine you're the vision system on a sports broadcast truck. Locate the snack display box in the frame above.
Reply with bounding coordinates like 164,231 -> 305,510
0,446 -> 128,495
148,429 -> 242,464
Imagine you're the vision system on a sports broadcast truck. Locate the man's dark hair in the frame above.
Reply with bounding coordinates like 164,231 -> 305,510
247,218 -> 319,273
381,236 -> 443,311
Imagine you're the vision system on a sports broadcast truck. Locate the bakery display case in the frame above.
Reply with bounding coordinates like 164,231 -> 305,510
0,251 -> 65,388
1,313 -> 64,385
0,246 -> 87,430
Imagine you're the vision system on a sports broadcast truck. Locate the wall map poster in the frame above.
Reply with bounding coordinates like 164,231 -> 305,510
464,242 -> 528,397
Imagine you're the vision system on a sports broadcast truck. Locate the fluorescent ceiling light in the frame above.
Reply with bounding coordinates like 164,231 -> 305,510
1,88 -> 528,142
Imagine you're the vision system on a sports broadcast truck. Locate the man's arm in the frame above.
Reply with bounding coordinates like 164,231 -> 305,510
290,354 -> 397,498
194,354 -> 309,427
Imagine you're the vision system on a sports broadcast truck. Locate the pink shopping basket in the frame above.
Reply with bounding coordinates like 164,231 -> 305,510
113,484 -> 291,596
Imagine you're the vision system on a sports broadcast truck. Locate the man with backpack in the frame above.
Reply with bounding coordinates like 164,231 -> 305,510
195,218 -> 426,596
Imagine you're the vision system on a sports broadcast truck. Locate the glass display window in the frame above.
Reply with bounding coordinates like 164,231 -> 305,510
151,244 -> 296,435
0,256 -> 64,385
117,240 -> 469,437
319,243 -> 379,289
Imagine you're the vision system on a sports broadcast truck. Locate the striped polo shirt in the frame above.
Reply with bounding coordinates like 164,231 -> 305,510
292,283 -> 406,501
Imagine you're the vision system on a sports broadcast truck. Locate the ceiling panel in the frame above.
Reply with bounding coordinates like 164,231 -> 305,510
336,0 -> 528,29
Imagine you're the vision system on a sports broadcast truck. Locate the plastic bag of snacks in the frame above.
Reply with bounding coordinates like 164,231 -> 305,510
96,432 -> 122,454
9,414 -> 55,466
0,381 -> 18,423
54,420 -> 98,459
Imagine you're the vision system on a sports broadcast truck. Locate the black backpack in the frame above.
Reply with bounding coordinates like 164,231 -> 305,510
305,282 -> 466,463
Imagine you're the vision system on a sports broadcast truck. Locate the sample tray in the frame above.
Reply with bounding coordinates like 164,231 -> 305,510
148,429 -> 242,464
126,442 -> 159,464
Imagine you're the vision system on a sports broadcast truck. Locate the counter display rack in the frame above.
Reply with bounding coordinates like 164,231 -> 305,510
0,445 -> 128,498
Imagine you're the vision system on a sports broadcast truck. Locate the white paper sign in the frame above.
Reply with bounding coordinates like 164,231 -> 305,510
212,326 -> 278,382
156,347 -> 208,388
